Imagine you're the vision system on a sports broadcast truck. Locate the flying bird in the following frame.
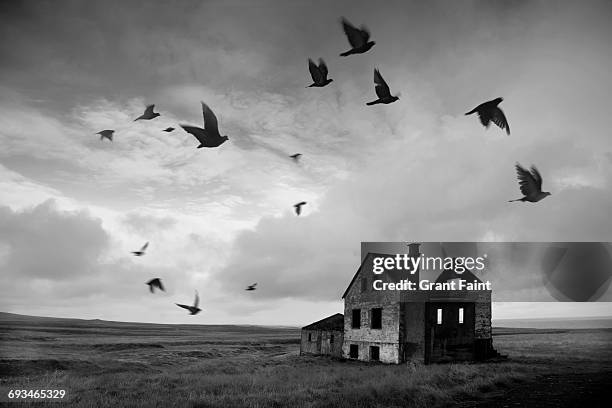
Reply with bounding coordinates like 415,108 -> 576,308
509,163 -> 551,203
289,153 -> 302,163
245,283 -> 257,291
131,242 -> 149,256
146,278 -> 165,293
96,130 -> 114,142
294,201 -> 307,216
465,97 -> 510,135
163,127 -> 175,132
176,291 -> 202,315
340,17 -> 375,56
307,58 -> 333,87
366,69 -> 399,105
180,102 -> 229,148
134,104 -> 160,121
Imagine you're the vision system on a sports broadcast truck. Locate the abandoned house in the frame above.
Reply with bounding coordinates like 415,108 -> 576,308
300,243 -> 498,364
299,313 -> 344,357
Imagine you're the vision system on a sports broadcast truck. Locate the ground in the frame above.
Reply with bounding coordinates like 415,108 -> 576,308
1,313 -> 611,407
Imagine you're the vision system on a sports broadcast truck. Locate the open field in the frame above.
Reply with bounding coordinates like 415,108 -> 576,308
1,313 -> 611,407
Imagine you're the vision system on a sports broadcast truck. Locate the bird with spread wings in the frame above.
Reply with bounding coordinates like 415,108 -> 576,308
465,97 -> 510,135
366,69 -> 399,105
340,17 -> 375,56
146,278 -> 165,293
176,291 -> 202,315
134,104 -> 160,121
180,102 -> 229,148
509,163 -> 551,203
131,242 -> 149,256
307,58 -> 333,87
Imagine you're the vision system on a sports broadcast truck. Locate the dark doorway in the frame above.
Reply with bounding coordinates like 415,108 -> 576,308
370,346 -> 380,361
349,344 -> 359,359
424,302 -> 475,363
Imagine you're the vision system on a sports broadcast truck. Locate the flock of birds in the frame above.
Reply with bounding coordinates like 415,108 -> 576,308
131,239 -> 256,314
97,17 -> 551,315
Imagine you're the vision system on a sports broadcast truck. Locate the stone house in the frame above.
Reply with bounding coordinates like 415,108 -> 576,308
301,243 -> 497,364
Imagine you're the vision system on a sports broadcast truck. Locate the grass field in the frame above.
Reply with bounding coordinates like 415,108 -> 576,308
1,313 -> 611,407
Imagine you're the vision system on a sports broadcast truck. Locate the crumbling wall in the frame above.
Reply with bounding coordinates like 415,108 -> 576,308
343,270 -> 402,363
320,329 -> 344,357
300,330 -> 321,355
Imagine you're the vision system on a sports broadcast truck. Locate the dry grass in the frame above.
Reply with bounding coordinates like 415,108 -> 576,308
1,315 -> 611,407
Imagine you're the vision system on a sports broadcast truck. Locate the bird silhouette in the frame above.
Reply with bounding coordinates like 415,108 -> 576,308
163,127 -> 175,132
245,283 -> 257,291
509,163 -> 551,203
131,242 -> 149,256
96,130 -> 114,142
289,153 -> 302,163
294,201 -> 307,216
134,104 -> 160,121
340,17 -> 375,56
176,291 -> 201,315
366,69 -> 399,105
180,102 -> 229,148
307,58 -> 333,87
146,278 -> 165,293
465,97 -> 510,135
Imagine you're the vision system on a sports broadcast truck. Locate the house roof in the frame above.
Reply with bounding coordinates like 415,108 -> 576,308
341,252 -> 418,298
341,249 -> 487,299
341,252 -> 391,299
301,313 -> 344,330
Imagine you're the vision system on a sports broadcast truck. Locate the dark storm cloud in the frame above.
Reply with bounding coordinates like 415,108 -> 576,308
0,200 -> 109,279
0,199 -> 214,320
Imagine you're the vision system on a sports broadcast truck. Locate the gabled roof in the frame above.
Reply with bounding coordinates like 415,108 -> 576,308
301,313 -> 344,330
342,249 -> 487,299
342,252 -> 393,299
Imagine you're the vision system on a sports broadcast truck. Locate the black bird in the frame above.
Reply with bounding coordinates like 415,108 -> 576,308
134,104 -> 160,121
131,242 -> 149,256
180,102 -> 229,148
96,130 -> 114,142
294,201 -> 307,216
366,69 -> 399,105
307,58 -> 333,87
465,97 -> 510,135
176,291 -> 202,315
163,127 -> 175,132
509,163 -> 551,203
146,278 -> 165,293
289,153 -> 302,163
340,17 -> 375,56
245,283 -> 257,291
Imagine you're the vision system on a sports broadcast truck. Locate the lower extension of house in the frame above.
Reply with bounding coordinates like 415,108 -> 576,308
300,243 -> 499,364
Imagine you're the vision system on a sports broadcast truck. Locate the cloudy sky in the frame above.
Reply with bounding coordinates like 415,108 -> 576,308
1,0 -> 611,325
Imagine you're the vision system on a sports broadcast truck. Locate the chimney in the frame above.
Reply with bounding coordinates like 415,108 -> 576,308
407,243 -> 421,282
407,243 -> 421,258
